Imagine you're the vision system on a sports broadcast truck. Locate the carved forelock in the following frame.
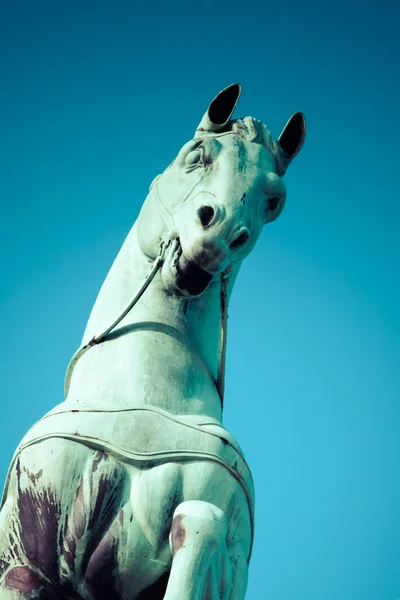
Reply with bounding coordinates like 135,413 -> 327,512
229,117 -> 286,176
163,116 -> 287,177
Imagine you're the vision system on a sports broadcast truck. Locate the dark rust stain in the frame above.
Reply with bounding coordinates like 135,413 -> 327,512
59,479 -> 87,572
0,557 -> 10,579
82,461 -> 127,577
8,529 -> 19,556
62,532 -> 77,571
5,566 -> 40,593
162,490 -> 180,542
170,514 -> 186,556
27,469 -> 43,485
74,478 -> 87,540
84,534 -> 118,598
88,466 -> 125,536
17,459 -> 61,580
92,451 -> 107,474
88,475 -> 109,531
58,513 -> 68,563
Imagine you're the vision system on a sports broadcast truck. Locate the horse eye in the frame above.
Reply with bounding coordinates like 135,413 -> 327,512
185,149 -> 202,167
268,197 -> 280,212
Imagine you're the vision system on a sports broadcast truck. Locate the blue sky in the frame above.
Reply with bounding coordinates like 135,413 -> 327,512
0,1 -> 399,598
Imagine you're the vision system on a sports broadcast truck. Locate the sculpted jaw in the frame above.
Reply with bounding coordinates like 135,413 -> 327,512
161,238 -> 216,297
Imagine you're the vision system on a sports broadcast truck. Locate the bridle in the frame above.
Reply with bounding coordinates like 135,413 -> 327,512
64,239 -> 231,408
64,162 -> 234,407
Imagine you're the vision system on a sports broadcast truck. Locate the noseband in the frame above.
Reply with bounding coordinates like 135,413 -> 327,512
64,241 -> 230,408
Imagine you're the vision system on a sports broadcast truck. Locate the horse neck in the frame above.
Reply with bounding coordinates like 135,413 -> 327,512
67,223 -> 238,421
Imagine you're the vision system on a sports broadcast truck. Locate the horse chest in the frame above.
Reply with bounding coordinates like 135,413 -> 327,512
85,458 -> 241,558
82,458 -> 249,598
2,409 -> 253,597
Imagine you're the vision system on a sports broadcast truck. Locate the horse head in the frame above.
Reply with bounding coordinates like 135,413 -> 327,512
136,83 -> 306,297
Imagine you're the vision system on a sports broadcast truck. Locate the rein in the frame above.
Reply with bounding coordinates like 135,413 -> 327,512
64,241 -> 230,407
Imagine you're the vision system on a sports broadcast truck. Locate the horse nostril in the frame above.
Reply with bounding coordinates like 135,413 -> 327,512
230,231 -> 250,249
197,205 -> 215,228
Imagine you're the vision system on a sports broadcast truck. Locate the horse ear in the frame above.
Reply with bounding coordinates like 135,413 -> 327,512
277,112 -> 306,163
195,83 -> 241,136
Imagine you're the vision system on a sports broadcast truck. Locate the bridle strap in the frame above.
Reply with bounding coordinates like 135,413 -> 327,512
88,243 -> 168,346
216,266 -> 231,406
63,241 -> 230,408
64,242 -> 168,398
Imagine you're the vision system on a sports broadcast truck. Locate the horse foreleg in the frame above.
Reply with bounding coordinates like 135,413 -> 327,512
163,500 -> 235,600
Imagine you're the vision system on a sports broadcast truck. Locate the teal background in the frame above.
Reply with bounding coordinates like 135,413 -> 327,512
0,1 -> 399,598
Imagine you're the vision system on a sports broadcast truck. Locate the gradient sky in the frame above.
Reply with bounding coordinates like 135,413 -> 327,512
0,1 -> 399,598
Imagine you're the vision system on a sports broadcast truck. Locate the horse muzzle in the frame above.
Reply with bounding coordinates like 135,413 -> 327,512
161,238 -> 217,297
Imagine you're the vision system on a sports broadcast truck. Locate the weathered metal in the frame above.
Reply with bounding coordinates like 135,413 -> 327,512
0,84 -> 305,599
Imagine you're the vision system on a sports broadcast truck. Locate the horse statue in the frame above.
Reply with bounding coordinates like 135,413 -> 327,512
0,84 -> 305,599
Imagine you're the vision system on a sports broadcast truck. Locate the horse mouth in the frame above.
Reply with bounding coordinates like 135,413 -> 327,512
162,239 -> 214,296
